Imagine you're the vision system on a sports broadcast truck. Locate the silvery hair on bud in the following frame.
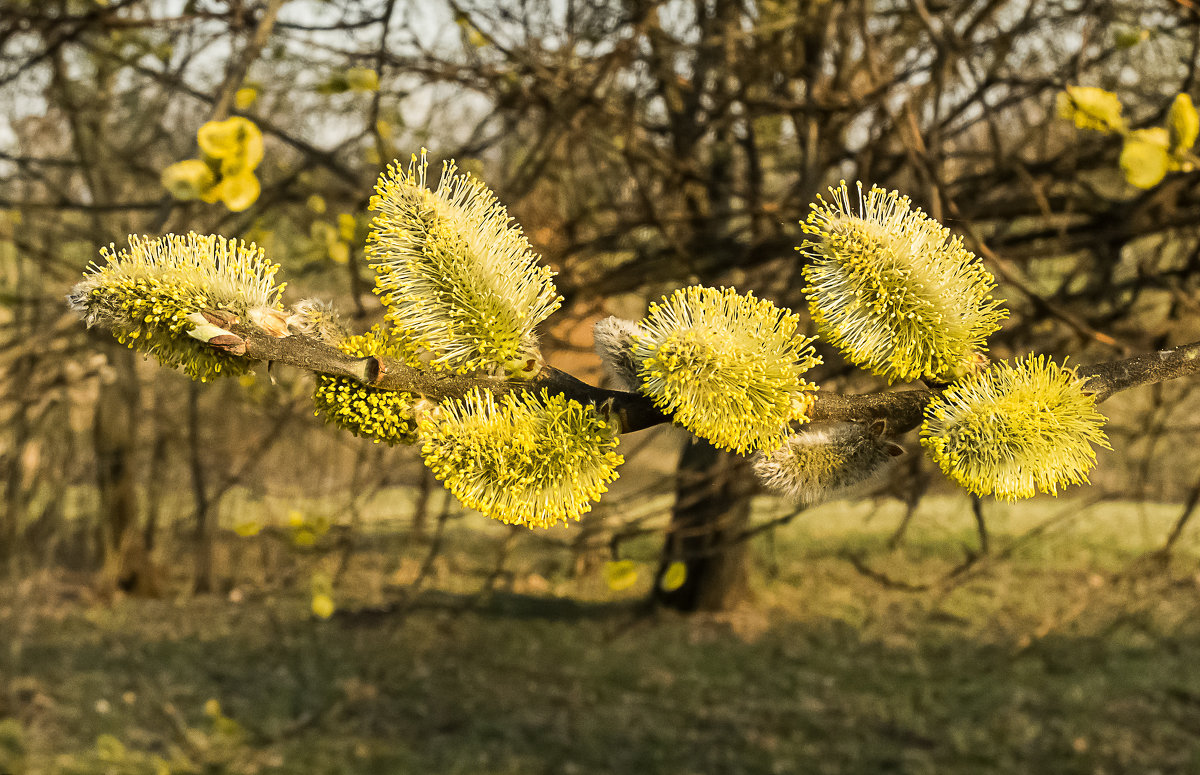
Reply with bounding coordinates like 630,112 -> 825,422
593,316 -> 646,391
753,420 -> 905,506
287,298 -> 350,344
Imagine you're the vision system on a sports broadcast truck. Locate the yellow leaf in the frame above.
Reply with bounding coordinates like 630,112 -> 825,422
217,173 -> 261,212
197,118 -> 240,158
604,559 -> 638,591
1168,93 -> 1199,153
291,528 -> 317,548
160,159 -> 215,201
203,698 -> 222,718
199,179 -> 223,203
219,134 -> 264,177
312,593 -> 335,619
198,117 -> 263,172
288,510 -> 305,527
233,520 -> 261,537
329,241 -> 350,264
311,220 -> 338,247
346,66 -> 379,92
337,213 -> 357,241
1120,128 -> 1170,189
1057,85 -> 1124,133
660,561 -> 688,592
307,194 -> 327,214
234,86 -> 257,110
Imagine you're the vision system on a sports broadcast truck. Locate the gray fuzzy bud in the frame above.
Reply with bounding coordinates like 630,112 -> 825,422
753,421 -> 904,505
593,316 -> 646,391
287,298 -> 350,344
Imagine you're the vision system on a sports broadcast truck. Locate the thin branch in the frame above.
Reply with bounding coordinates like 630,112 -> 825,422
227,321 -> 1200,436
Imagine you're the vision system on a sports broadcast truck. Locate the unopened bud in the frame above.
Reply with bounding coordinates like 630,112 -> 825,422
206,333 -> 247,355
187,323 -> 233,343
753,421 -> 902,506
592,316 -> 645,391
249,306 -> 289,337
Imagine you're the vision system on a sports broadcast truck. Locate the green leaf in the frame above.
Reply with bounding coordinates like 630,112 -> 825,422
160,159 -> 215,201
316,74 -> 350,94
1112,26 -> 1149,49
1168,93 -> 1199,153
1120,128 -> 1170,189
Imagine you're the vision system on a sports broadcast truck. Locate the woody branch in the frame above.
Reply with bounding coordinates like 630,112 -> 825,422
228,320 -> 1200,436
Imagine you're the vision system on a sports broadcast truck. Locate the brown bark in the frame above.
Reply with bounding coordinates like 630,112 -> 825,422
230,324 -> 1200,434
91,348 -> 141,591
653,441 -> 756,612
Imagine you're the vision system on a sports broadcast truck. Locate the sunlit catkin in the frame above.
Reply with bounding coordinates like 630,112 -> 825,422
920,355 -> 1111,500
799,182 -> 1006,384
632,286 -> 820,454
418,389 -> 623,528
366,150 -> 562,378
312,326 -> 420,445
67,232 -> 285,381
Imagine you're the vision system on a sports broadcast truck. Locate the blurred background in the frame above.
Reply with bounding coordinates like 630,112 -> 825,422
3,1 -> 1200,772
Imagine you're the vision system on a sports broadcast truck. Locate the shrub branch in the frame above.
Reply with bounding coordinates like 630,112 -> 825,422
229,319 -> 1200,437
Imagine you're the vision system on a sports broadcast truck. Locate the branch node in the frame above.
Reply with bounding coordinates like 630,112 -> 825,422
207,333 -> 247,356
200,308 -> 239,327
366,356 -> 387,387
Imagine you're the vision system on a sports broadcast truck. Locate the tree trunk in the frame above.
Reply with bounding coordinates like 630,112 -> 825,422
653,439 -> 755,612
92,349 -> 141,590
188,383 -> 216,594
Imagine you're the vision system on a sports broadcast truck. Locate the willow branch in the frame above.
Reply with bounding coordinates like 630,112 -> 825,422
229,322 -> 1200,437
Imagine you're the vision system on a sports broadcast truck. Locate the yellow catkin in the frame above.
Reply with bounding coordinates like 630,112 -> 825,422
921,355 -> 1111,500
798,181 -> 1006,384
67,233 -> 284,381
631,285 -> 820,454
312,326 -> 420,445
418,389 -> 623,528
365,150 -> 561,377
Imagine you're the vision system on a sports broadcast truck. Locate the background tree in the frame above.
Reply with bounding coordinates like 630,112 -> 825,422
3,0 -> 1200,613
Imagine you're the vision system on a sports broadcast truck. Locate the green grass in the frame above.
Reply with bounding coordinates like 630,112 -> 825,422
3,496 -> 1200,774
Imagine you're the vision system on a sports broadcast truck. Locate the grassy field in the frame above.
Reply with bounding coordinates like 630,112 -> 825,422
2,495 -> 1200,774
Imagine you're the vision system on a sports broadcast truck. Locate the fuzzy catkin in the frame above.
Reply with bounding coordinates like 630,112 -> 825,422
287,298 -> 350,344
365,150 -> 561,377
631,286 -> 820,454
592,316 -> 645,390
798,181 -> 1006,384
921,355 -> 1110,500
754,422 -> 901,505
67,232 -> 284,381
418,389 -> 624,528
